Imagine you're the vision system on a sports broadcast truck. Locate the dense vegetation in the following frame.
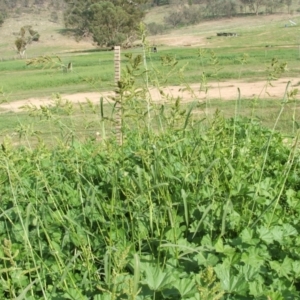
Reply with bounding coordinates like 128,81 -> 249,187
1,1 -> 300,298
63,0 -> 148,47
0,0 -> 64,28
1,0 -> 298,42
148,0 -> 298,33
1,51 -> 300,299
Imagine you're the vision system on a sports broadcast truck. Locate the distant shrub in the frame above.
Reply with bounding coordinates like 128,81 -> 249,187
164,11 -> 183,27
0,13 -> 5,27
29,29 -> 40,41
50,11 -> 59,23
146,22 -> 165,35
204,0 -> 238,18
164,6 -> 202,27
182,6 -> 203,24
15,8 -> 22,15
152,0 -> 169,6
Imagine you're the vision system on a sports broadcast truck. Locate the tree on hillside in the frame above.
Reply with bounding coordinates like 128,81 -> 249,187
164,4 -> 202,27
204,0 -> 238,18
14,25 -> 40,58
3,0 -> 18,9
151,0 -> 169,5
265,0 -> 284,13
63,0 -> 148,47
0,12 -> 5,26
240,0 -> 267,15
88,2 -> 132,46
284,0 -> 293,14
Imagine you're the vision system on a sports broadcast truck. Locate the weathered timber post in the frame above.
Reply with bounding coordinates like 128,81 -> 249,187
114,46 -> 122,144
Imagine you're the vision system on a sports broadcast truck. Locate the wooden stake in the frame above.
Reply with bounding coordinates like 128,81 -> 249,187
114,46 -> 122,145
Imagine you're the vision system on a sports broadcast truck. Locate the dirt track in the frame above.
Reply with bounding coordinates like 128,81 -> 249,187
0,77 -> 299,113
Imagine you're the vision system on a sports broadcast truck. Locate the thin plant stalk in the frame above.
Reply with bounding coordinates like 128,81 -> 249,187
248,81 -> 291,226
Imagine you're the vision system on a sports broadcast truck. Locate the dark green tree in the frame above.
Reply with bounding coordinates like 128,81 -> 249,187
265,0 -> 284,13
0,13 -> 5,26
204,0 -> 238,18
63,0 -> 148,47
151,0 -> 169,5
14,25 -> 40,58
284,0 -> 293,14
240,0 -> 267,15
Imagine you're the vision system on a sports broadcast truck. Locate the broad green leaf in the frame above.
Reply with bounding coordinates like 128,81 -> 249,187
138,220 -> 149,240
262,211 -> 280,227
235,264 -> 259,281
222,253 -> 241,267
270,257 -> 293,279
270,226 -> 284,244
93,294 -> 111,300
64,288 -> 87,300
13,278 -> 38,300
214,264 -> 248,295
240,228 -> 259,245
282,224 -> 298,236
143,266 -> 175,292
292,260 -> 300,278
196,252 -> 219,267
213,265 -> 230,289
268,261 -> 280,276
165,226 -> 185,241
249,280 -> 264,297
214,238 -> 225,253
186,294 -> 201,300
214,238 -> 235,255
257,226 -> 274,244
241,246 -> 268,268
286,189 -> 300,209
11,269 -> 29,286
175,277 -> 197,298
201,235 -> 213,248
228,209 -> 241,230
265,291 -> 284,300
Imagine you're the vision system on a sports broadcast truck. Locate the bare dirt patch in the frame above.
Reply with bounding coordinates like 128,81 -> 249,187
1,77 -> 299,113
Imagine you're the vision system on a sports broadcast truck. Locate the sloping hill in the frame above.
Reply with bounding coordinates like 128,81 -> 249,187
0,9 -> 96,60
1,3 -> 300,60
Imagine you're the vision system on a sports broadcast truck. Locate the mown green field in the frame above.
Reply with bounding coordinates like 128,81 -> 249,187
0,45 -> 299,101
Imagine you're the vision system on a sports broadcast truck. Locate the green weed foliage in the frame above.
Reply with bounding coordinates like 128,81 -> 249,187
1,48 -> 300,299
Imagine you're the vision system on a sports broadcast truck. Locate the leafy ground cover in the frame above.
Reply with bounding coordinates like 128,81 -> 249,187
1,52 -> 300,300
1,97 -> 300,300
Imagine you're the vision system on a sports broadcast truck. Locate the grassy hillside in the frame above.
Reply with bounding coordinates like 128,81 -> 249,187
0,9 -> 96,60
1,5 -> 300,59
